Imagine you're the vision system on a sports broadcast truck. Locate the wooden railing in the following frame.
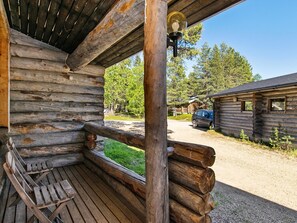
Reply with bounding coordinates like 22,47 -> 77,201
83,122 -> 216,223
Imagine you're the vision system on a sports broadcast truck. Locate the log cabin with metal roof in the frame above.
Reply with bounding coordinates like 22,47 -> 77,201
210,72 -> 297,145
0,0 -> 242,222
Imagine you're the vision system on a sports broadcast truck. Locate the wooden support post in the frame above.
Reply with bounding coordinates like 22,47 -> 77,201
252,93 -> 263,140
144,1 -> 169,222
0,0 -> 10,128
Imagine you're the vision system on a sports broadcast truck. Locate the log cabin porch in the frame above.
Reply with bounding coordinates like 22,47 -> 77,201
1,164 -> 143,223
0,0 -> 243,222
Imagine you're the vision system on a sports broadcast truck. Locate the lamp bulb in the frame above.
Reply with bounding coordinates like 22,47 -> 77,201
172,21 -> 180,33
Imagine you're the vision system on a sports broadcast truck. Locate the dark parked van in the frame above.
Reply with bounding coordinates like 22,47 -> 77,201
192,109 -> 214,128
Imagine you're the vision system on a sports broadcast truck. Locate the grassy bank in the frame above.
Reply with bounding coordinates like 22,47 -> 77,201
168,114 -> 192,121
104,114 -> 143,121
104,139 -> 145,176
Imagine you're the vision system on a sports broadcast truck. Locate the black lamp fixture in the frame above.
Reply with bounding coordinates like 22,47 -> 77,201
167,11 -> 187,57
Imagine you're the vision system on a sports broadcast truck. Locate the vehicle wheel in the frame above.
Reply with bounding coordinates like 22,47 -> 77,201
209,122 -> 214,129
192,120 -> 198,128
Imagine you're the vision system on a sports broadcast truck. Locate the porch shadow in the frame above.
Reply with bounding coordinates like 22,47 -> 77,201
211,181 -> 297,223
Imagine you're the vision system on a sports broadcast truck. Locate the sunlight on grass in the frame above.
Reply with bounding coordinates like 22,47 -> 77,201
104,115 -> 143,121
104,139 -> 145,176
168,114 -> 192,121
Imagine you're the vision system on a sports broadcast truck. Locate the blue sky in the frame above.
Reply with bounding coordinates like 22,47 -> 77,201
186,0 -> 297,80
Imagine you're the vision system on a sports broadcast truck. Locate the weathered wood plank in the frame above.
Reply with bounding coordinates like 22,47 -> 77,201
169,160 -> 215,195
11,68 -> 104,86
84,123 -> 216,167
62,0 -> 101,51
0,0 -> 9,128
66,0 -> 145,70
42,0 -> 61,43
75,164 -> 141,223
169,199 -> 206,223
12,131 -> 86,148
11,44 -> 67,62
84,150 -> 146,197
35,0 -> 51,40
11,80 -> 104,95
11,91 -> 104,103
55,0 -> 89,49
10,29 -> 61,51
7,0 -> 19,30
11,101 -> 103,113
28,0 -> 38,36
25,153 -> 84,167
70,0 -> 117,52
63,167 -> 109,223
18,143 -> 84,158
83,160 -> 146,221
11,57 -> 69,72
19,0 -> 29,33
84,152 -> 212,218
49,0 -> 75,45
169,181 -> 214,215
10,122 -> 85,135
11,112 -> 103,124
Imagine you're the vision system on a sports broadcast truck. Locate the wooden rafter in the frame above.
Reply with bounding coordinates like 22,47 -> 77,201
66,0 -> 145,71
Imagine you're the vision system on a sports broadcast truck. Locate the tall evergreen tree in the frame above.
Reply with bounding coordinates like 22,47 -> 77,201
189,43 -> 255,108
167,24 -> 203,106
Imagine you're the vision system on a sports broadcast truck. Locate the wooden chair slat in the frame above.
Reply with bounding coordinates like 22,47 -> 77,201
48,184 -> 59,203
4,151 -> 75,222
27,163 -> 32,172
46,160 -> 53,169
42,161 -> 47,170
33,187 -> 44,206
60,180 -> 76,198
37,162 -> 42,171
41,186 -> 52,205
32,163 -> 38,172
54,183 -> 67,200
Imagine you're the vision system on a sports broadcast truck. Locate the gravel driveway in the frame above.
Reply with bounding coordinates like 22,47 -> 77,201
105,120 -> 297,223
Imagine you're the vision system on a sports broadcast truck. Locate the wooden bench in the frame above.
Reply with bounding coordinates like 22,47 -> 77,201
7,137 -> 53,183
3,151 -> 76,223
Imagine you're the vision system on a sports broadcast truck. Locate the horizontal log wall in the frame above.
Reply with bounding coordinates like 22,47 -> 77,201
215,87 -> 297,144
261,88 -> 297,144
10,30 -> 105,160
84,124 -> 215,223
216,95 -> 253,138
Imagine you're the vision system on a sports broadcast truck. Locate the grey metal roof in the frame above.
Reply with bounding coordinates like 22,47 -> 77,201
209,72 -> 297,98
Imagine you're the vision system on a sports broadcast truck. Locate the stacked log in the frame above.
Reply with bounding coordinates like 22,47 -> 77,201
84,123 -> 216,222
9,29 -> 105,163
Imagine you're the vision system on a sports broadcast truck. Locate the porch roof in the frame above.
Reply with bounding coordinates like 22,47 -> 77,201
3,0 -> 242,68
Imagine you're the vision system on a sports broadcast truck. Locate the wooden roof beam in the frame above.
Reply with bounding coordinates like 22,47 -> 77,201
66,0 -> 145,71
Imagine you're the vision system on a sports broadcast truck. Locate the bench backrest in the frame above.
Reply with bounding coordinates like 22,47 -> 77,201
5,151 -> 37,192
7,137 -> 26,166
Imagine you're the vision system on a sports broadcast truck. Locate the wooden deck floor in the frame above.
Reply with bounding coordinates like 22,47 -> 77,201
1,164 -> 143,223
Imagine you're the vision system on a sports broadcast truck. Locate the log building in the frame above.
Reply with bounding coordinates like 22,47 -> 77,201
0,0 -> 243,222
210,72 -> 297,145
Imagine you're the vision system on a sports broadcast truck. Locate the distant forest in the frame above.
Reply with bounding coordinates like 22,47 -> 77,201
104,23 -> 261,117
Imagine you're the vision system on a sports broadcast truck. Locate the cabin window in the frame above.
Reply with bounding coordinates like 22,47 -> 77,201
270,98 -> 286,111
241,101 -> 253,111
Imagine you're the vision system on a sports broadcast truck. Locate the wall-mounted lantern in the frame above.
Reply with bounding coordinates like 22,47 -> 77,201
167,11 -> 187,57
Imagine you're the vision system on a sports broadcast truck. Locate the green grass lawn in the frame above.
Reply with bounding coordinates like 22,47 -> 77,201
104,139 -> 145,176
104,114 -> 143,121
168,114 -> 192,121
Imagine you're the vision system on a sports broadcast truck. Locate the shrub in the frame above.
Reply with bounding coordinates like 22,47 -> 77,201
269,125 -> 294,150
239,129 -> 249,141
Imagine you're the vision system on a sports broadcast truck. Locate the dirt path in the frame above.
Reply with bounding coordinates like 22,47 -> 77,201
106,120 -> 297,223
